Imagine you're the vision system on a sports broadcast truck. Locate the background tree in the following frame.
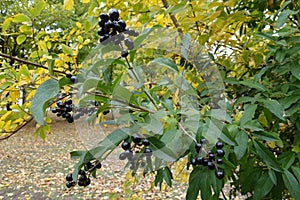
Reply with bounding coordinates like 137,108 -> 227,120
1,0 -> 300,199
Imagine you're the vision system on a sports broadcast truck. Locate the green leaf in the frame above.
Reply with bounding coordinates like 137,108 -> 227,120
263,99 -> 285,121
31,79 -> 59,125
2,17 -> 13,32
253,173 -> 274,199
240,80 -> 266,91
162,166 -> 173,187
16,35 -> 26,45
291,166 -> 300,182
186,167 -> 201,200
290,60 -> 300,80
148,136 -> 178,162
181,33 -> 191,59
12,13 -> 31,23
70,150 -> 85,160
134,25 -> 162,49
242,120 -> 264,131
90,128 -> 128,159
256,32 -> 276,42
81,78 -> 104,94
151,57 -> 178,72
252,131 -> 280,142
234,130 -> 248,160
253,140 -> 283,172
29,0 -> 45,18
278,152 -> 295,169
154,168 -> 164,189
186,167 -> 216,200
282,169 -> 300,199
47,59 -> 54,76
111,85 -> 131,102
58,77 -> 72,87
61,44 -> 73,55
276,9 -> 299,28
240,104 -> 257,126
268,169 -> 277,185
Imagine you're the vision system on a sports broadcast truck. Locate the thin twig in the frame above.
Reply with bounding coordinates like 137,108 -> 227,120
0,116 -> 33,140
0,52 -> 65,74
178,122 -> 197,142
161,0 -> 183,36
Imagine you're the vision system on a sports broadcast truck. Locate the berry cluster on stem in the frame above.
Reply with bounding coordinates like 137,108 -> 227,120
191,139 -> 225,179
119,134 -> 152,171
65,160 -> 102,188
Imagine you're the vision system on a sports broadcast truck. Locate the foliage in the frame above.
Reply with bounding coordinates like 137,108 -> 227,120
1,0 -> 300,199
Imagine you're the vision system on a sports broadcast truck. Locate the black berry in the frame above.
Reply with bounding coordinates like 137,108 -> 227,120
124,38 -> 134,50
126,29 -> 139,37
191,158 -> 197,166
200,138 -> 206,144
66,173 -> 73,181
117,20 -> 126,31
124,149 -> 133,161
65,99 -> 72,105
66,73 -> 72,78
216,149 -> 225,157
207,161 -> 215,170
79,170 -> 86,176
216,158 -> 223,164
66,181 -> 74,188
216,141 -> 224,149
103,110 -> 110,115
208,153 -> 215,161
108,8 -> 119,21
121,50 -> 129,57
121,141 -> 131,150
215,169 -> 224,179
195,143 -> 202,153
119,152 -> 127,160
79,174 -> 87,182
100,13 -> 109,22
142,139 -> 150,146
70,76 -> 77,83
196,156 -> 203,165
144,147 -> 152,156
132,134 -> 141,144
96,162 -> 102,169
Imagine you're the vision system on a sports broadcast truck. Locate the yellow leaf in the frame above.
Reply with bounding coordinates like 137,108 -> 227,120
76,22 -> 82,28
82,0 -> 90,3
44,117 -> 52,124
13,118 -> 24,124
0,111 -> 12,121
10,90 -> 20,102
0,121 -> 5,129
4,120 -> 12,131
64,0 -> 74,10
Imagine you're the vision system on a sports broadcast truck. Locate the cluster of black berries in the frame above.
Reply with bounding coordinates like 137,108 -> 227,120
191,139 -> 225,179
72,100 -> 110,120
66,160 -> 102,188
66,72 -> 77,83
51,98 -> 74,123
119,134 -> 152,170
97,8 -> 138,57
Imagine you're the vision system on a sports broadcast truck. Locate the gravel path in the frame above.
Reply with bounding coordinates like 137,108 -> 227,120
0,114 -> 189,200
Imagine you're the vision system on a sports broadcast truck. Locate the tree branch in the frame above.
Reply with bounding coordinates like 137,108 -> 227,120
161,0 -> 183,36
0,52 -> 65,74
0,116 -> 33,140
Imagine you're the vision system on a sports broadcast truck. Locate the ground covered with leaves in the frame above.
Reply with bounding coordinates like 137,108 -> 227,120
0,114 -> 189,200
